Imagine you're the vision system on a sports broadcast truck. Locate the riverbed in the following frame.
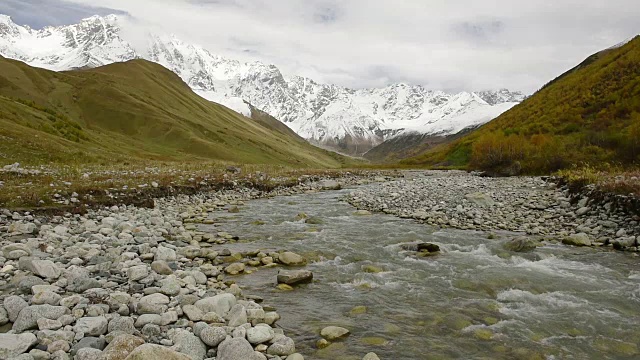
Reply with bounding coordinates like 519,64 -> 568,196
208,185 -> 640,360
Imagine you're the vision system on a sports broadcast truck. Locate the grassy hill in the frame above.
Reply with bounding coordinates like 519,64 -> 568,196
402,36 -> 640,174
0,56 -> 350,168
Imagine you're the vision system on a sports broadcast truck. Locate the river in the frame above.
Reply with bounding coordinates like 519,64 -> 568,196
206,185 -> 640,360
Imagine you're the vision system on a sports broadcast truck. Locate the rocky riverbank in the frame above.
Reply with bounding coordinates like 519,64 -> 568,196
347,170 -> 640,252
0,174 -> 391,360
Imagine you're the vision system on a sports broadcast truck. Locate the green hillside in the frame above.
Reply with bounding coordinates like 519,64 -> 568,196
0,56 -> 349,168
402,36 -> 640,174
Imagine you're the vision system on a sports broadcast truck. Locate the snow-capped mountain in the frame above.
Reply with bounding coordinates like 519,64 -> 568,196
0,14 -> 526,154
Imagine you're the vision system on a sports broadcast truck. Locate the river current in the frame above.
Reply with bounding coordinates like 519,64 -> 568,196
206,185 -> 640,360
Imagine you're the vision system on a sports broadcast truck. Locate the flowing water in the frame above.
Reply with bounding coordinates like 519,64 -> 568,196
206,186 -> 640,360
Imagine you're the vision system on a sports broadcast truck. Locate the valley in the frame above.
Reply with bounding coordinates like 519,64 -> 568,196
0,4 -> 639,360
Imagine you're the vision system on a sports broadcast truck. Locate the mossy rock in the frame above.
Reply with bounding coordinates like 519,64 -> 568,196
474,328 -> 493,341
362,265 -> 384,273
305,217 -> 324,225
349,306 -> 367,316
360,337 -> 389,346
250,220 -> 266,226
276,284 -> 294,291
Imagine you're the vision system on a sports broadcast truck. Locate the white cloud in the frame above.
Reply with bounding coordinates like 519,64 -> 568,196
17,0 -> 640,92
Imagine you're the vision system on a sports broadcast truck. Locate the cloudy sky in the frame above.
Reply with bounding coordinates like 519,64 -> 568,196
1,0 -> 639,93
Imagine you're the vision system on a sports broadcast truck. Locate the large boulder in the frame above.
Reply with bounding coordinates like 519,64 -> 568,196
277,270 -> 313,286
319,180 -> 341,190
0,333 -> 37,359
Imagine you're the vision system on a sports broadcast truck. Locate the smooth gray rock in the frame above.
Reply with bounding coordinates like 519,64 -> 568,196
562,233 -> 592,247
247,325 -> 274,344
320,326 -> 350,340
503,237 -> 539,252
74,348 -> 104,360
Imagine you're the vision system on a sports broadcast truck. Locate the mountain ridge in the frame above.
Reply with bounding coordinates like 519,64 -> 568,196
0,14 -> 526,155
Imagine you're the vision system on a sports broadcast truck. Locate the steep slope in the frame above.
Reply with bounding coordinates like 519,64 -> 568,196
0,14 -> 525,155
0,56 -> 349,167
402,36 -> 640,174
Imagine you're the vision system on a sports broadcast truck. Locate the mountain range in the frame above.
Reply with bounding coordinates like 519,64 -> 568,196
0,14 -> 526,155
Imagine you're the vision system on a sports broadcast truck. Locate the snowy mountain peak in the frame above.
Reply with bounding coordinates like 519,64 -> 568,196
0,14 -> 526,155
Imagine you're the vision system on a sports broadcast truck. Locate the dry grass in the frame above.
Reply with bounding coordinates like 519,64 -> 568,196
0,162 -> 373,210
557,166 -> 640,197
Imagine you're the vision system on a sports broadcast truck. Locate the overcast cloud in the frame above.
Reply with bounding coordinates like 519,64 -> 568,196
3,0 -> 639,93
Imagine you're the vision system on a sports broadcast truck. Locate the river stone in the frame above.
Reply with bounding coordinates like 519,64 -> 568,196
74,316 -> 108,336
5,295 -> 29,322
287,354 -> 305,360
47,339 -> 70,353
127,265 -> 149,281
320,326 -> 350,340
267,336 -> 295,356
75,348 -> 104,360
108,317 -> 135,334
562,233 -> 592,247
102,334 -> 145,360
160,277 -> 181,296
154,246 -> 176,262
217,338 -> 263,360
167,329 -> 207,360
0,307 -> 7,326
225,262 -> 245,275
247,325 -> 274,344
150,261 -> 173,275
363,353 -> 381,360
465,192 -> 495,206
503,237 -> 539,252
135,314 -> 162,328
319,180 -> 341,190
226,304 -> 247,327
576,207 -> 590,216
18,258 -> 61,279
32,291 -> 62,306
0,333 -> 37,358
198,326 -> 226,347
182,305 -> 204,321
68,277 -> 101,293
194,293 -> 237,316
401,243 -> 440,253
37,318 -> 63,330
70,337 -> 106,355
277,270 -> 313,285
137,293 -> 169,314
13,305 -> 69,332
279,252 -> 307,266
124,344 -> 191,360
